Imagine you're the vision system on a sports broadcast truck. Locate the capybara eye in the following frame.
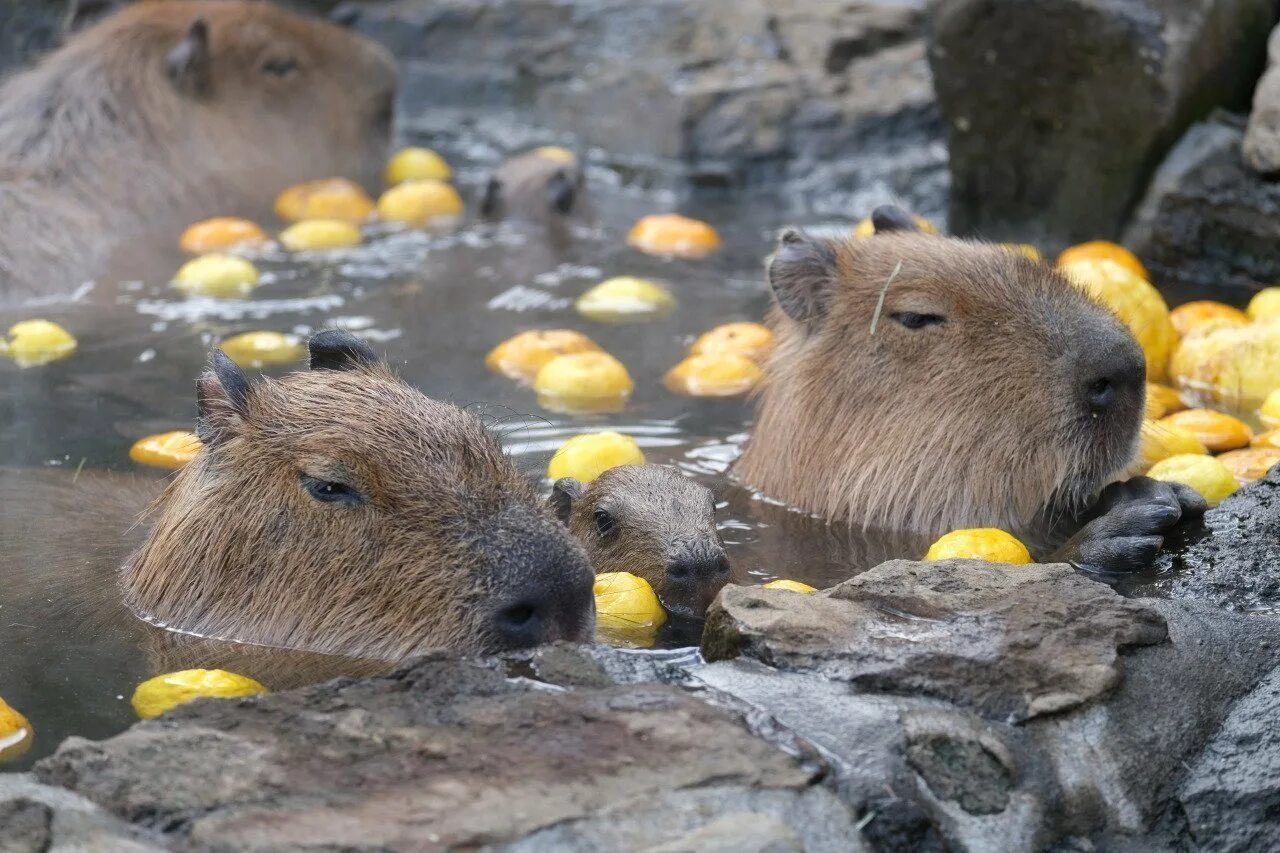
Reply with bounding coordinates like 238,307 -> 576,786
261,57 -> 300,77
300,473 -> 362,506
593,508 -> 616,538
892,312 -> 947,330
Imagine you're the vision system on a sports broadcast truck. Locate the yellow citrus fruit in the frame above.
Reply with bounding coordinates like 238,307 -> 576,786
274,178 -> 374,223
1215,447 -> 1280,485
627,214 -> 721,259
852,213 -> 938,238
531,145 -> 577,163
1057,240 -> 1149,281
1168,321 -> 1280,409
594,571 -> 666,647
1,320 -> 77,367
576,277 -> 676,323
278,219 -> 362,251
547,432 -> 645,483
485,329 -> 601,385
689,322 -> 774,362
1158,409 -> 1252,453
1169,301 -> 1249,338
0,697 -> 33,764
130,431 -> 203,470
1060,258 -> 1176,380
1147,383 -> 1186,416
219,331 -> 304,369
131,669 -> 267,720
1145,394 -> 1166,420
534,351 -> 634,414
762,579 -> 817,593
1259,389 -> 1280,428
1138,419 -> 1208,471
924,528 -> 1033,564
172,254 -> 260,299
664,353 -> 763,397
376,179 -> 464,225
1146,454 -> 1238,507
384,146 -> 453,185
1251,428 -> 1280,449
179,217 -> 268,254
1247,287 -> 1280,323
1001,244 -> 1043,262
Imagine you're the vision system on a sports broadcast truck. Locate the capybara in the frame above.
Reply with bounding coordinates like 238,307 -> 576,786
550,465 -> 730,617
734,206 -> 1205,574
479,148 -> 585,221
0,1 -> 396,299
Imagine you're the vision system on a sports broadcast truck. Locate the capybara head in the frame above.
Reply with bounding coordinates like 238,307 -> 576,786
550,465 -> 729,618
480,148 -> 585,220
734,207 -> 1145,542
122,332 -> 596,660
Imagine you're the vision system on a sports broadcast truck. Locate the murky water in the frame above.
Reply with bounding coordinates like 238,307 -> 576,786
2,174 -> 938,766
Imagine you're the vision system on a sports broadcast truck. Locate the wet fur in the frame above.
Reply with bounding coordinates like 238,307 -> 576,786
481,149 -> 585,221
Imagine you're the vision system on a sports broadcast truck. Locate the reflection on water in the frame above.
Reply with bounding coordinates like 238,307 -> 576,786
0,186 -> 925,766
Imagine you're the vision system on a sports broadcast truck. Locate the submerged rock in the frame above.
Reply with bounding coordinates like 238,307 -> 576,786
929,0 -> 1275,250
702,559 -> 1168,722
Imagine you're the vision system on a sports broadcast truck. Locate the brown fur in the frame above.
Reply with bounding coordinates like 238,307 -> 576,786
0,1 -> 396,299
480,148 -> 585,221
550,465 -> 729,617
735,230 -> 1146,548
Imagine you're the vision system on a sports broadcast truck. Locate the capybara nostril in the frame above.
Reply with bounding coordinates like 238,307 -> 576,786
665,554 -> 730,584
492,599 -> 547,649
1078,334 -> 1145,417
1086,377 -> 1117,412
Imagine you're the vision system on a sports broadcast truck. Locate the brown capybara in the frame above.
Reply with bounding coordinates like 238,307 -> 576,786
0,1 -> 396,300
479,147 -> 586,221
734,206 -> 1205,575
550,465 -> 729,618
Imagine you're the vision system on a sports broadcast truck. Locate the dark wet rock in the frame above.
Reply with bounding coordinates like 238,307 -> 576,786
0,774 -> 160,852
928,0 -> 1276,251
1132,462 -> 1280,610
32,653 -> 863,851
702,559 -> 1167,722
1243,25 -> 1280,174
1125,114 -> 1280,302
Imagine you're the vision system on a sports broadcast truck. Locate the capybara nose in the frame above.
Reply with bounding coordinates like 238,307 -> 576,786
664,552 -> 731,617
666,553 -> 731,584
1078,335 -> 1145,416
492,596 -> 552,649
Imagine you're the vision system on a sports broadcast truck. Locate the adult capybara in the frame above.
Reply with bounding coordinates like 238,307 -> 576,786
2,331 -> 596,665
734,207 -> 1205,574
0,1 -> 396,300
550,465 -> 729,618
479,147 -> 586,221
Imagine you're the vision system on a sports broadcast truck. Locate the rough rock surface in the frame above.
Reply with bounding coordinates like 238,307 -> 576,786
928,0 -> 1276,250
1243,24 -> 1280,174
1126,114 -> 1280,302
32,653 -> 864,851
702,559 -> 1168,722
0,773 -> 161,852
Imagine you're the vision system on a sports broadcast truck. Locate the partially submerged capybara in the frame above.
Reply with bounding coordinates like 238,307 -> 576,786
550,465 -> 729,617
0,1 -> 396,299
480,147 -> 586,221
3,332 -> 596,664
735,207 -> 1204,573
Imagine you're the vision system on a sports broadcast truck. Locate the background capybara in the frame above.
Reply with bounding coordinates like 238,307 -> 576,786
480,147 -> 586,221
0,0 -> 396,300
734,209 -> 1204,570
550,465 -> 729,617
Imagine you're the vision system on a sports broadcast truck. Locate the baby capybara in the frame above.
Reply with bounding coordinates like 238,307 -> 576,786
0,1 -> 396,299
734,207 -> 1205,574
550,465 -> 729,618
479,148 -> 586,221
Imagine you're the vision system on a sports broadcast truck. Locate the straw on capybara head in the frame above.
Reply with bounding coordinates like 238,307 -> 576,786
734,207 -> 1146,545
122,331 -> 596,659
0,0 -> 397,296
550,465 -> 729,618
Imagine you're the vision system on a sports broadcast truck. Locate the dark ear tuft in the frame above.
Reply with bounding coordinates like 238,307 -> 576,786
479,176 -> 502,217
768,228 -> 838,323
61,0 -> 119,39
196,349 -> 251,446
870,205 -> 921,235
547,170 -> 577,215
308,330 -> 379,371
166,18 -> 212,97
548,478 -> 584,524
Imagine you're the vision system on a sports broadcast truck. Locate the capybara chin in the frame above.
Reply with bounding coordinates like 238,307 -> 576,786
119,331 -> 596,660
550,465 -> 729,618
734,208 -> 1195,566
0,0 -> 396,299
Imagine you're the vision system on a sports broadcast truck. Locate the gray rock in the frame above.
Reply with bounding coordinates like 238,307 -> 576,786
644,813 -> 803,853
31,653 -> 864,851
1242,25 -> 1280,174
1125,114 -> 1280,302
702,559 -> 1168,722
0,773 -> 161,852
928,0 -> 1276,251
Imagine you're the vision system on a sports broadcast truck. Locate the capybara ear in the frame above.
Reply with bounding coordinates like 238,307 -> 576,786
329,3 -> 361,27
548,478 -> 584,523
547,170 -> 577,215
308,329 -> 379,371
768,228 -> 837,324
60,0 -> 119,38
870,205 -> 921,235
166,18 -> 212,97
479,176 -> 502,217
196,349 -> 251,447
